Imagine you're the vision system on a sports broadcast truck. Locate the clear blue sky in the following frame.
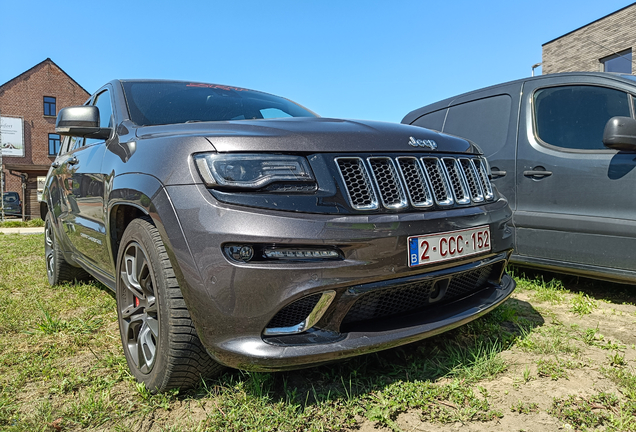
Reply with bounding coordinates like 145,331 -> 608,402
1,0 -> 633,122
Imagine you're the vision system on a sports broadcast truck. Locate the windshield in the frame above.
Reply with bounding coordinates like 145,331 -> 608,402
122,81 -> 318,126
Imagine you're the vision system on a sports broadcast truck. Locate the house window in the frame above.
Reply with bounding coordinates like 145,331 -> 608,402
48,133 -> 61,155
44,96 -> 56,116
601,49 -> 632,73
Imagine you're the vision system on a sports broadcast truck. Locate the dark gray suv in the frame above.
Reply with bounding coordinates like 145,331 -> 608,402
42,80 -> 515,392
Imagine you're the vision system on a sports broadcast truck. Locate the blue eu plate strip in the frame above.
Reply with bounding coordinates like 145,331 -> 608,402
409,237 -> 419,265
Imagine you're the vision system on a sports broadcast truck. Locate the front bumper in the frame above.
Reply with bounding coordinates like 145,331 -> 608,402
163,183 -> 515,370
217,272 -> 514,371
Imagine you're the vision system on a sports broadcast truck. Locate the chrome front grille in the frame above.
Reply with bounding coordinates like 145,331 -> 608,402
336,156 -> 495,211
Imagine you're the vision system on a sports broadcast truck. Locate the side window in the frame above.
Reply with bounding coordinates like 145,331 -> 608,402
411,109 -> 446,132
69,136 -> 85,152
85,89 -> 113,146
443,95 -> 512,158
534,85 -> 631,150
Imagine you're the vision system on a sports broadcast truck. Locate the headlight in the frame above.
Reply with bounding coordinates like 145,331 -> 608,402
194,153 -> 315,189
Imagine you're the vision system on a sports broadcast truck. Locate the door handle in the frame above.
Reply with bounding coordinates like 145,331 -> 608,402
490,170 -> 506,179
523,169 -> 552,179
51,161 -> 60,168
67,156 -> 79,166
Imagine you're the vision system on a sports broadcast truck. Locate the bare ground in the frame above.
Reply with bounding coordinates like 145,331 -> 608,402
352,289 -> 636,432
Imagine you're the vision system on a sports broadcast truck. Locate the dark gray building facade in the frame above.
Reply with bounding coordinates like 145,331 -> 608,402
542,3 -> 636,74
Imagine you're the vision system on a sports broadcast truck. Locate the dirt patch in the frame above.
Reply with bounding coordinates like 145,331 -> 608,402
351,289 -> 636,432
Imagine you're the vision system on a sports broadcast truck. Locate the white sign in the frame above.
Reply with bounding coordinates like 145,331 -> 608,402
1,116 -> 25,157
37,176 -> 46,202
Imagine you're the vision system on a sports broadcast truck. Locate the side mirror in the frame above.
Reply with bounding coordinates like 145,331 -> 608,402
603,116 -> 636,151
55,106 -> 112,139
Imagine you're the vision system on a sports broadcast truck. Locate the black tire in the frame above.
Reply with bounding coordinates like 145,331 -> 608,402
44,212 -> 89,285
116,217 -> 223,393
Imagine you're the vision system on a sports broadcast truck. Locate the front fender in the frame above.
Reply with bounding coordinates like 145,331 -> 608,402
108,173 -> 207,331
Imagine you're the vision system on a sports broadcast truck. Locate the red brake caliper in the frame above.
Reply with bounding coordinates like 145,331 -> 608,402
134,297 -> 140,308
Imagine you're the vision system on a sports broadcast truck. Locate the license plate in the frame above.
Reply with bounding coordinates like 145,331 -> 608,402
408,226 -> 491,267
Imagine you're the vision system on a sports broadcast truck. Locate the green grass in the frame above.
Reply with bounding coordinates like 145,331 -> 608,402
1,235 -> 635,431
0,218 -> 44,228
570,291 -> 598,315
549,392 -> 636,431
510,400 -> 539,414
536,358 -> 572,381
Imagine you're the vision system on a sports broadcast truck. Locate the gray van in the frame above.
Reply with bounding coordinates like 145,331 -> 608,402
403,72 -> 636,284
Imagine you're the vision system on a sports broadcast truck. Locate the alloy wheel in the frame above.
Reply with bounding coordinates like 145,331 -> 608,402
45,220 -> 55,279
119,242 -> 159,374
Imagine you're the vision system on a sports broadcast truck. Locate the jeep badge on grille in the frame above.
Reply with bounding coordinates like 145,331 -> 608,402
409,136 -> 437,150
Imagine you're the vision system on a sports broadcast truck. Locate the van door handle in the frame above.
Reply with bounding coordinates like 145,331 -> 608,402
67,156 -> 79,166
523,169 -> 552,179
490,170 -> 506,179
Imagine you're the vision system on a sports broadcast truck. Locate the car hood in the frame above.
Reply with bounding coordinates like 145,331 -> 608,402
134,117 -> 479,154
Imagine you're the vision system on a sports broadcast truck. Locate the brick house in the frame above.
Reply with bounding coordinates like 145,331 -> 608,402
0,58 -> 90,219
542,3 -> 636,74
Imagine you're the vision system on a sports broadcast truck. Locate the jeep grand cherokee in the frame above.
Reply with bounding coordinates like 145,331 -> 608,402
42,80 -> 515,392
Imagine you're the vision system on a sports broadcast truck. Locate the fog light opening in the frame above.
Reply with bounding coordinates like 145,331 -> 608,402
225,245 -> 255,262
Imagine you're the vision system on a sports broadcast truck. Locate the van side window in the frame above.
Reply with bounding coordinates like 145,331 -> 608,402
411,109 -> 446,132
443,95 -> 512,158
534,85 -> 631,150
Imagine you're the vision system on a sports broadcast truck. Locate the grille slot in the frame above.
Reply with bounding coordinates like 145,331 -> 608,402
397,157 -> 434,207
442,158 -> 471,205
335,155 -> 495,211
368,158 -> 408,209
421,158 -> 454,206
266,293 -> 323,329
336,158 -> 378,210
459,158 -> 484,203
473,159 -> 494,201
342,264 -> 495,326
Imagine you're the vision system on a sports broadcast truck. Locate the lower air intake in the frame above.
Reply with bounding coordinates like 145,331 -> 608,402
342,264 -> 495,326
266,293 -> 323,329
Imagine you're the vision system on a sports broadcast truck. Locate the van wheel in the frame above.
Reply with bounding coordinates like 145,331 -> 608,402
116,217 -> 224,393
44,213 -> 89,285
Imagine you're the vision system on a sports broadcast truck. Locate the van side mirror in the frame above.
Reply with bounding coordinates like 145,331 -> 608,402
603,116 -> 636,151
55,106 -> 112,140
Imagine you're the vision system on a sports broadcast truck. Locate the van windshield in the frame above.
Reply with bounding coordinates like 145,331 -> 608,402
122,81 -> 318,126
